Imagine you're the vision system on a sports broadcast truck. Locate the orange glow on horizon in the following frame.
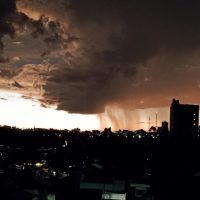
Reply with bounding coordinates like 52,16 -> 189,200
0,92 -> 170,132
0,91 -> 100,130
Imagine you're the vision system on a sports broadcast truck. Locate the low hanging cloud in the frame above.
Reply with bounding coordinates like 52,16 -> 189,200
43,0 -> 200,114
1,0 -> 200,117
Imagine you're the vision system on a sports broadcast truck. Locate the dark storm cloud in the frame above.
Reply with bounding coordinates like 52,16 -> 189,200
42,0 -> 200,114
10,13 -> 70,55
2,0 -> 200,115
0,57 -> 10,63
0,0 -> 76,99
0,0 -> 71,61
0,0 -> 16,36
0,0 -> 16,61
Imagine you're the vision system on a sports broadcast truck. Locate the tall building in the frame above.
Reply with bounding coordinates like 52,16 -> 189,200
170,99 -> 199,135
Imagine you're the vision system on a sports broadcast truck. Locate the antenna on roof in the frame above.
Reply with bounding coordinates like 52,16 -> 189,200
156,113 -> 158,129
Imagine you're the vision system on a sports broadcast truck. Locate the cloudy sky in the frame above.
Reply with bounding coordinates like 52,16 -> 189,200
0,0 -> 200,130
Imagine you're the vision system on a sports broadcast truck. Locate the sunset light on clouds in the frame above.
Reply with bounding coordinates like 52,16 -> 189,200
1,0 -> 200,131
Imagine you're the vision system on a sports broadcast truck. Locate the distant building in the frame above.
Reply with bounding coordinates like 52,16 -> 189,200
161,121 -> 168,133
170,99 -> 199,135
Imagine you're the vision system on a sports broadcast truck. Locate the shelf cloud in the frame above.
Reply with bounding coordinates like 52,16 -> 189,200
1,0 -> 200,117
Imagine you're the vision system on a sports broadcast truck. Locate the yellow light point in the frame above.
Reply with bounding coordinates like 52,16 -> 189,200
35,162 -> 43,168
